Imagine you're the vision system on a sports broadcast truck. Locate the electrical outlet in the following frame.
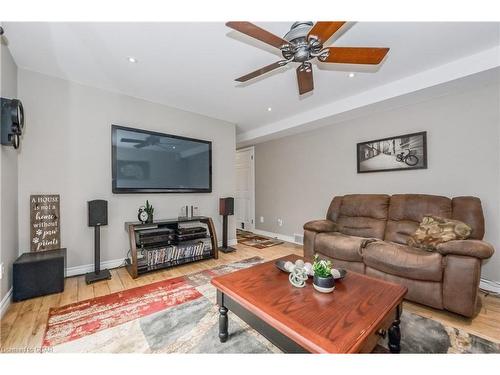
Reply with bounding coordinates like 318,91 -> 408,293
0,263 -> 4,280
260,216 -> 264,223
277,218 -> 283,227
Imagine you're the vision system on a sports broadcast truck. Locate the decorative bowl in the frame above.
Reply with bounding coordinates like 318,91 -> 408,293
275,260 -> 347,280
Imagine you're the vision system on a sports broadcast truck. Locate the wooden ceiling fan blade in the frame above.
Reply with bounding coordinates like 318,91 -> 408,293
296,64 -> 314,95
320,47 -> 389,64
235,61 -> 285,82
308,22 -> 346,44
226,21 -> 289,49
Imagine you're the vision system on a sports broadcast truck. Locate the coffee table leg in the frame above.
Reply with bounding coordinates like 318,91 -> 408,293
388,304 -> 402,353
219,305 -> 229,343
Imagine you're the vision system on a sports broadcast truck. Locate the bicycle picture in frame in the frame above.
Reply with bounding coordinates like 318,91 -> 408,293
357,131 -> 427,173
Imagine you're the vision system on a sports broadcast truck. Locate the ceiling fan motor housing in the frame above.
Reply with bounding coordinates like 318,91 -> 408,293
282,21 -> 323,63
283,21 -> 313,43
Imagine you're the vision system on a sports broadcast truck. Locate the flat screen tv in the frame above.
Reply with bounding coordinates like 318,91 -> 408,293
112,125 -> 212,193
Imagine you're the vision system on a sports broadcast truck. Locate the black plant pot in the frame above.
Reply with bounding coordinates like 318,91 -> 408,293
146,215 -> 153,224
313,274 -> 335,293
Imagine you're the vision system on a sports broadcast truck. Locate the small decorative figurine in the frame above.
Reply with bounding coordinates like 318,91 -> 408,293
289,267 -> 308,288
287,259 -> 311,288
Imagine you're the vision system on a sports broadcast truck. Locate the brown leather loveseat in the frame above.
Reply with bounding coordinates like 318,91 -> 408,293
303,194 -> 495,318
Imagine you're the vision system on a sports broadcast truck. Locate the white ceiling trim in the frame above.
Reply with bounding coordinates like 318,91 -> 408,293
237,45 -> 500,146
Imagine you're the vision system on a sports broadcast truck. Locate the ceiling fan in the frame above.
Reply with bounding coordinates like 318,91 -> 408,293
121,136 -> 175,150
226,21 -> 389,95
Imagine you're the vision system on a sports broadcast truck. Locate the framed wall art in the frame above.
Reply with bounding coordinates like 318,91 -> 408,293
357,131 -> 427,173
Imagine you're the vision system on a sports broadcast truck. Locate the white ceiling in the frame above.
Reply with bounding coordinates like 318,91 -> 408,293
4,22 -> 500,139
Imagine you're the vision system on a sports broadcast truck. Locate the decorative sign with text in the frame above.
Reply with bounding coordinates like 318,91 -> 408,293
30,194 -> 60,252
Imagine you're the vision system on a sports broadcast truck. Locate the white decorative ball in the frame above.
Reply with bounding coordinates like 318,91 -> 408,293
295,259 -> 305,268
284,261 -> 294,272
304,263 -> 313,275
331,268 -> 341,278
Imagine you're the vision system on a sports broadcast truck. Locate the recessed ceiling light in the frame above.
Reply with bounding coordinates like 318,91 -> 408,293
127,57 -> 138,63
348,72 -> 355,78
267,107 -> 272,112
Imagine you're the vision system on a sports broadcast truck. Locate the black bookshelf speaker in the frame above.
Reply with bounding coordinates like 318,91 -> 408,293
219,197 -> 234,216
88,200 -> 108,227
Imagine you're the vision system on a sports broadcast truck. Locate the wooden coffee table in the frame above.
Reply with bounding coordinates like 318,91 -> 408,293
211,255 -> 407,353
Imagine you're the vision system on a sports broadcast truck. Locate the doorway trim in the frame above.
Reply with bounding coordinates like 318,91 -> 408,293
235,146 -> 255,231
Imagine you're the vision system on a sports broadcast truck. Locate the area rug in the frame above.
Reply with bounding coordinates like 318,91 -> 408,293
236,229 -> 284,249
42,257 -> 500,353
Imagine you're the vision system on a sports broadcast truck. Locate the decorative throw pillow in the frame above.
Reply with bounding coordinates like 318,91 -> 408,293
407,215 -> 472,251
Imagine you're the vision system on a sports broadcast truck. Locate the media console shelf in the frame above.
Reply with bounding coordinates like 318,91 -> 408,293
125,216 -> 218,279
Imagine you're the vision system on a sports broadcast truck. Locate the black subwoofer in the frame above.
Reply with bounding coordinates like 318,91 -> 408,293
13,248 -> 66,302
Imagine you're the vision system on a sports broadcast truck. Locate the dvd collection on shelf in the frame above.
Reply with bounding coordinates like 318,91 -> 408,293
126,217 -> 218,278
137,237 -> 212,268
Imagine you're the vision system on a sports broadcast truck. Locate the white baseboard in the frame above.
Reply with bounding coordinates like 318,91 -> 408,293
480,278 -> 500,294
65,240 -> 237,277
218,239 -> 238,247
66,258 -> 126,277
252,229 -> 302,245
0,287 -> 13,318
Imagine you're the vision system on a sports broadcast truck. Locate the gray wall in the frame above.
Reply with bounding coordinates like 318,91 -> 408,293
255,82 -> 500,281
17,69 -> 236,270
0,39 -> 19,302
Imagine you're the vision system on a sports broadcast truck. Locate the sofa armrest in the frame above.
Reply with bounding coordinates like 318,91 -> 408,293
436,240 -> 494,260
303,219 -> 338,233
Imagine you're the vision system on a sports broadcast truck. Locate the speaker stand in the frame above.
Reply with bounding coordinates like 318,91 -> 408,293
85,225 -> 112,284
219,214 -> 236,253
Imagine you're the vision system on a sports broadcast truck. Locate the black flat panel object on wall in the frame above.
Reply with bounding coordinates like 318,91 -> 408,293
88,200 -> 108,226
111,125 -> 212,193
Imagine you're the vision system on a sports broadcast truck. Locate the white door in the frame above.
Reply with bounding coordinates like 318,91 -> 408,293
235,147 -> 255,231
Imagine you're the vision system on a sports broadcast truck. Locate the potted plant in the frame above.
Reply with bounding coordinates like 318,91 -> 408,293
145,200 -> 154,224
312,254 -> 335,293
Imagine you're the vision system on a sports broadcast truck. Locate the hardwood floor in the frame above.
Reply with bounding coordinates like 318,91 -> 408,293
1,240 -> 499,352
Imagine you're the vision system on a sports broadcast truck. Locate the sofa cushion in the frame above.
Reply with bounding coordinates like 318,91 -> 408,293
407,215 -> 471,251
336,194 -> 389,239
315,232 -> 373,262
436,239 -> 494,259
303,219 -> 338,233
363,241 -> 443,282
384,194 -> 452,244
366,267 -> 443,309
452,196 -> 485,240
339,194 -> 390,219
326,196 -> 343,222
